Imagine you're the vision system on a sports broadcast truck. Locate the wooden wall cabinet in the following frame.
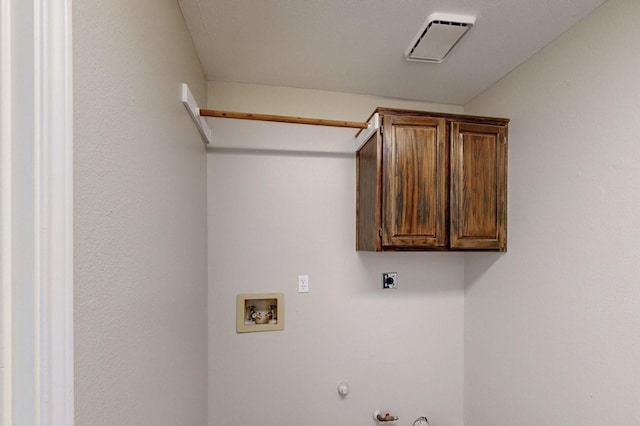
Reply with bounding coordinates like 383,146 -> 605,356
356,108 -> 508,252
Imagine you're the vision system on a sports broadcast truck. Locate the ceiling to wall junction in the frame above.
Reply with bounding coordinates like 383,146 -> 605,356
178,0 -> 607,105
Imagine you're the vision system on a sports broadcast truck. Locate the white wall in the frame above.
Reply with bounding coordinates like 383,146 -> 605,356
73,0 -> 208,424
463,0 -> 640,424
207,82 -> 466,425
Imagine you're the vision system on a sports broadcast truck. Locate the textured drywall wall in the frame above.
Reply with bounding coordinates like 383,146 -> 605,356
73,1 -> 207,424
206,82 -> 463,152
207,83 -> 466,425
463,0 -> 640,424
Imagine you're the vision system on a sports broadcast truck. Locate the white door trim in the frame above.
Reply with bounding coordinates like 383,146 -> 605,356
37,1 -> 74,424
1,0 -> 74,424
1,0 -> 13,423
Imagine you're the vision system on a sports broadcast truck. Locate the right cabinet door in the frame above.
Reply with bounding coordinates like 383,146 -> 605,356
450,122 -> 507,250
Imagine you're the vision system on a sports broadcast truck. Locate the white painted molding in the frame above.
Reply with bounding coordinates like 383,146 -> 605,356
353,113 -> 380,151
182,83 -> 212,145
1,0 -> 13,423
36,0 -> 75,424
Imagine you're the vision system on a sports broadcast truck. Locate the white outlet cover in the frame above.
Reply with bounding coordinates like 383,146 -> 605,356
298,275 -> 309,293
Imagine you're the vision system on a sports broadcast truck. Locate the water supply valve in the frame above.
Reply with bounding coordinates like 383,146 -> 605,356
373,410 -> 399,422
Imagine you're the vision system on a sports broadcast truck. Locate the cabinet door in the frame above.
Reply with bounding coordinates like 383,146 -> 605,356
383,115 -> 448,248
450,122 -> 507,250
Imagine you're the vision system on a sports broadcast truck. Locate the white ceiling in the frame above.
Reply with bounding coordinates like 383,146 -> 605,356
178,0 -> 607,105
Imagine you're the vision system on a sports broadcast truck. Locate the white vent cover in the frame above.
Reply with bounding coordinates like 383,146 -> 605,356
405,13 -> 476,63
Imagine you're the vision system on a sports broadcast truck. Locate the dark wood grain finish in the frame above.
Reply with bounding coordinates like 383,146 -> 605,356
356,108 -> 508,252
356,133 -> 382,251
450,122 -> 507,251
383,115 -> 447,248
372,107 -> 509,127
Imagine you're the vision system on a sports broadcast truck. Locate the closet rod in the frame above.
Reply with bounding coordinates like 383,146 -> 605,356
200,109 -> 369,130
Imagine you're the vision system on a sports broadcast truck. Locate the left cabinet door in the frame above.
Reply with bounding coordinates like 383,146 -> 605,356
382,115 -> 448,249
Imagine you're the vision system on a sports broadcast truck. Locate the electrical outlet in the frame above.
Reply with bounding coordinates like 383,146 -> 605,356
382,272 -> 398,289
298,275 -> 309,293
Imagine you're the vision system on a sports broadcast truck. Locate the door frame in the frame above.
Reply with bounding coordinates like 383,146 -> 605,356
1,0 -> 74,424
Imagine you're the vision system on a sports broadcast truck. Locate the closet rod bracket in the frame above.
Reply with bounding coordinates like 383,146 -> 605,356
181,83 -> 212,146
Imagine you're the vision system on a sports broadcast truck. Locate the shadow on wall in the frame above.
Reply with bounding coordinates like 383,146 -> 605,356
463,252 -> 505,291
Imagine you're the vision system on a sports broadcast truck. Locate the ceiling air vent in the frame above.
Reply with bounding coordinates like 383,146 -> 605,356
405,13 -> 476,63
